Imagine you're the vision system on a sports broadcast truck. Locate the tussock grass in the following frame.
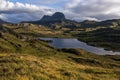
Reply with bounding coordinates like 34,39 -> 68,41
0,53 -> 119,80
0,24 -> 120,80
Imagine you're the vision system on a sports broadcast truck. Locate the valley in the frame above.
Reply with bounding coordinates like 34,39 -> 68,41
0,12 -> 120,80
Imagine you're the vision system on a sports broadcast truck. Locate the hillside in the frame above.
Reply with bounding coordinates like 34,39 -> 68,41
0,24 -> 58,54
3,23 -> 72,38
0,14 -> 120,80
76,27 -> 120,52
0,47 -> 120,80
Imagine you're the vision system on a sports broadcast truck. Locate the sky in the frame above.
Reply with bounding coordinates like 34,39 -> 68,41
0,0 -> 120,23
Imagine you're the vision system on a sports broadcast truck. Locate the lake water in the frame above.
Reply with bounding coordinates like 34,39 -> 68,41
39,38 -> 120,55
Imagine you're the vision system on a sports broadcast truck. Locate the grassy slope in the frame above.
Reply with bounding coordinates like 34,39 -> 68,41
0,51 -> 120,80
4,23 -> 72,38
76,28 -> 120,51
0,24 -> 58,55
0,24 -> 120,80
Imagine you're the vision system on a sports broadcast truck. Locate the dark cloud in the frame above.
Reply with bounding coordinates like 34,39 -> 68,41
0,0 -> 54,22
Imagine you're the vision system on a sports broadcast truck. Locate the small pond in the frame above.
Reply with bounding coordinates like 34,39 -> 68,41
39,38 -> 120,55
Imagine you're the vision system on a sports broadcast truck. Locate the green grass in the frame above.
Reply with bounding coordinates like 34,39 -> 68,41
0,51 -> 120,80
0,24 -> 120,80
76,28 -> 120,52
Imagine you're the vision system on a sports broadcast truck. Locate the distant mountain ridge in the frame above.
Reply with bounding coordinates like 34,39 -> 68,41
1,12 -> 120,28
22,12 -> 120,28
24,12 -> 69,25
0,19 -> 9,24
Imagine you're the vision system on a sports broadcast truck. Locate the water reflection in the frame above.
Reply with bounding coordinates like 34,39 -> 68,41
39,38 -> 120,55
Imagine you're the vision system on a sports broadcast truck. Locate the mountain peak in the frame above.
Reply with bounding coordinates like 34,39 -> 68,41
52,12 -> 65,20
40,12 -> 66,22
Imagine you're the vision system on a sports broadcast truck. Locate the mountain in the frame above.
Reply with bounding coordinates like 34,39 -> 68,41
22,12 -> 120,29
41,12 -> 66,22
23,12 -> 81,29
0,19 -> 9,24
26,12 -> 67,25
79,19 -> 120,28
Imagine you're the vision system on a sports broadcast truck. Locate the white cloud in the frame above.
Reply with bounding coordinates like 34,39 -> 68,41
30,0 -> 60,4
65,0 -> 120,21
0,0 -> 55,22
1,0 -> 120,22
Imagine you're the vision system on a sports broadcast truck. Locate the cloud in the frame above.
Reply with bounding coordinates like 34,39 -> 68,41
65,0 -> 120,21
0,0 -> 55,22
1,0 -> 120,22
30,0 -> 60,4
29,0 -> 69,5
